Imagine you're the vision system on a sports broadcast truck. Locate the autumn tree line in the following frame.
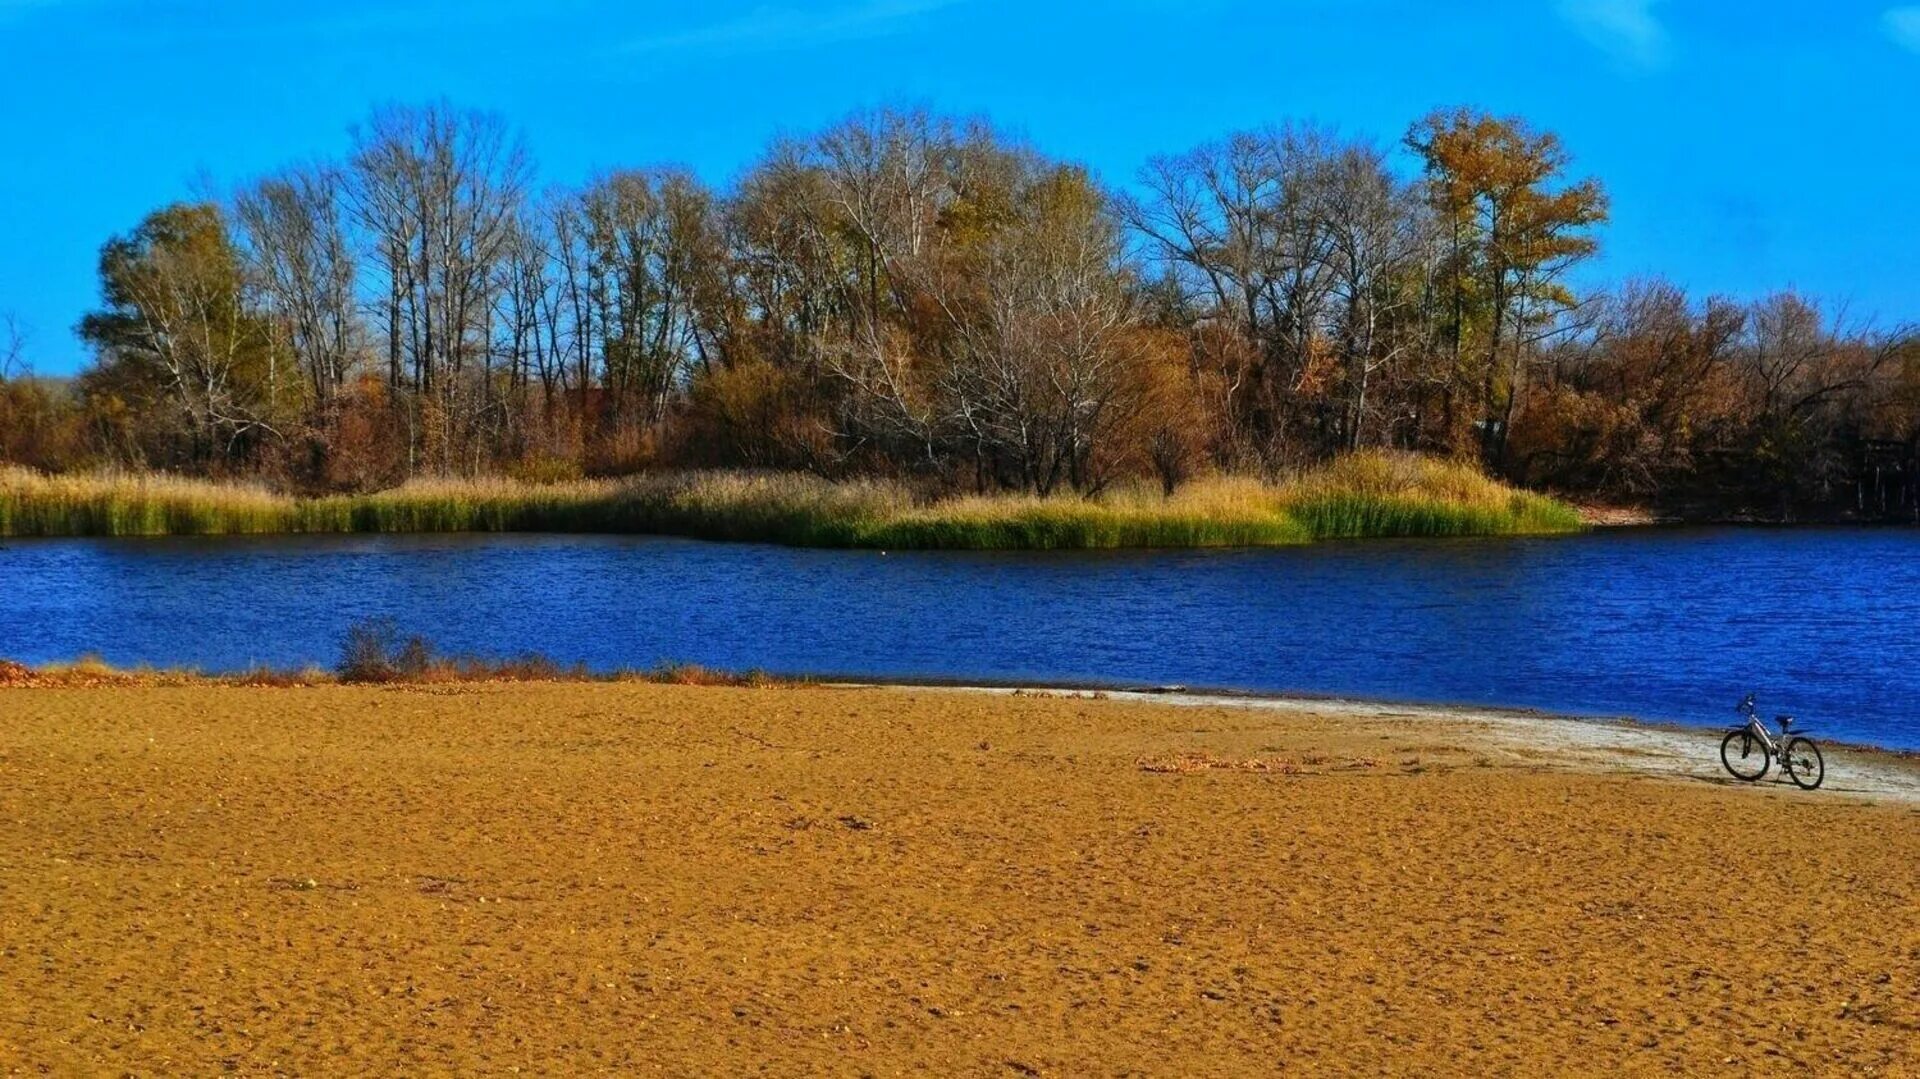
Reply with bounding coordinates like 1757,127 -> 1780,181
3,103 -> 1916,517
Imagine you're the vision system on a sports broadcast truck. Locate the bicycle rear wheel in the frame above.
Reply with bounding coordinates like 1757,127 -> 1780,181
1720,728 -> 1769,781
1783,737 -> 1824,791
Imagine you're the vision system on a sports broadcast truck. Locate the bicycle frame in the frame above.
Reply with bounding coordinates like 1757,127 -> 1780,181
1736,716 -> 1779,757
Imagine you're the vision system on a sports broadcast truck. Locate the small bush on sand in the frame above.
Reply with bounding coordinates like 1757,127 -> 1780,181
337,617 -> 434,683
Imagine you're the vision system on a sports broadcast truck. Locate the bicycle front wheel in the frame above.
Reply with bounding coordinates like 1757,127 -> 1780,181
1720,729 -> 1769,781
1783,737 -> 1824,791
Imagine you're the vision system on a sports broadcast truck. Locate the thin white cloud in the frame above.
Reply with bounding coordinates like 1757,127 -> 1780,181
621,0 -> 964,56
0,0 -> 61,20
1886,6 -> 1920,53
1556,0 -> 1670,70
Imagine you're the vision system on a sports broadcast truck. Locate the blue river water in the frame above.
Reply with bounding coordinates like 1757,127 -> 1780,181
1,528 -> 1916,749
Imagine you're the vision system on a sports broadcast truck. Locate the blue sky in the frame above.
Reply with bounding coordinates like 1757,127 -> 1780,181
1,0 -> 1916,373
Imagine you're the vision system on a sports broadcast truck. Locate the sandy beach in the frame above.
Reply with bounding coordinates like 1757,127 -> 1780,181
1,682 -> 1914,1075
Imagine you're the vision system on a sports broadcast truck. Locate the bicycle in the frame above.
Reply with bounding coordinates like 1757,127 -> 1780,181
1719,692 -> 1824,790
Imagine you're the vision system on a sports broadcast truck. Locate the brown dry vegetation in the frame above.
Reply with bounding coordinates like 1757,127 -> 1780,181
8,106 -> 1915,521
0,683 -> 1914,1075
0,453 -> 1584,546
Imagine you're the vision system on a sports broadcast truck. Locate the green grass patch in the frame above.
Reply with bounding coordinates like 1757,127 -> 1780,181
1279,453 -> 1586,539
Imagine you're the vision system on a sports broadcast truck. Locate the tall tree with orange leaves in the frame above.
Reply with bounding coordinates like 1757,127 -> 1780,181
1407,108 -> 1608,466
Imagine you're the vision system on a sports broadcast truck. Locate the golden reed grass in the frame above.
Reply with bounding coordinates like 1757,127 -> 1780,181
0,452 -> 1583,548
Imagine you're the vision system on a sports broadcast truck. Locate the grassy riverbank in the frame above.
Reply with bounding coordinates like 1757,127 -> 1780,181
0,452 -> 1582,548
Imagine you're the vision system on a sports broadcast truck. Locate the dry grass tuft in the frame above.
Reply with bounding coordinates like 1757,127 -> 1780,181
1139,751 -> 1384,775
1140,752 -> 1309,775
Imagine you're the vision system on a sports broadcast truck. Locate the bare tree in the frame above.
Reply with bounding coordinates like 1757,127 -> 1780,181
811,110 -> 965,465
570,169 -> 724,427
235,164 -> 360,413
1129,126 -> 1344,463
944,166 -> 1143,493
0,312 -> 24,380
1307,143 -> 1425,449
349,102 -> 531,470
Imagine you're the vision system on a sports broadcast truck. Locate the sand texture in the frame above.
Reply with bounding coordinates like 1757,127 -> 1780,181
1,683 -> 1915,1075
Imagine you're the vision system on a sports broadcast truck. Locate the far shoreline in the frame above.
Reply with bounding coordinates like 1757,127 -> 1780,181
0,454 -> 1583,548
